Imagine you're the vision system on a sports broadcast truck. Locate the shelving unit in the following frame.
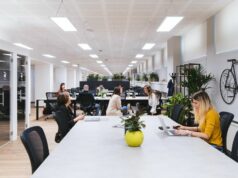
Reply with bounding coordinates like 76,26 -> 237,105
176,63 -> 200,96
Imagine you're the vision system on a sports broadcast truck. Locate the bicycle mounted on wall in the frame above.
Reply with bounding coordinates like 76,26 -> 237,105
220,59 -> 238,104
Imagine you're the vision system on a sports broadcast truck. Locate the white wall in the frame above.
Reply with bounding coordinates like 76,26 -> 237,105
215,0 -> 238,53
182,23 -> 207,61
67,68 -> 76,89
54,67 -> 67,91
35,63 -> 53,103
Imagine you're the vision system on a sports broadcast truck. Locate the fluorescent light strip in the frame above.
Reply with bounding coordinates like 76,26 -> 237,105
157,16 -> 183,32
61,60 -> 70,64
128,64 -> 133,67
131,61 -> 137,64
51,17 -> 77,31
100,64 -> 106,67
96,60 -> 103,64
72,64 -> 78,67
90,54 -> 98,58
13,43 -> 33,50
135,54 -> 144,58
42,54 -> 55,58
78,43 -> 92,50
142,43 -> 155,50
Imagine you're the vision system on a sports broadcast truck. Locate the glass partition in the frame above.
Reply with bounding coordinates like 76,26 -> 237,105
0,50 -> 11,146
17,55 -> 26,135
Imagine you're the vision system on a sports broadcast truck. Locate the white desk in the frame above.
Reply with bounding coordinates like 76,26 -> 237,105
95,96 -> 148,101
31,116 -> 238,178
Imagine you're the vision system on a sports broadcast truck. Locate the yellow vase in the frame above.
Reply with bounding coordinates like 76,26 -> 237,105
125,130 -> 144,147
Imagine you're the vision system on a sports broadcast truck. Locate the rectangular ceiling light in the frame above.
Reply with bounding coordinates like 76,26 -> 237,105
157,16 -> 183,32
131,60 -> 137,64
142,43 -> 155,50
51,17 -> 77,31
61,60 -> 70,64
13,43 -> 33,50
72,64 -> 78,67
42,54 -> 55,58
135,54 -> 144,58
90,54 -> 99,58
96,60 -> 103,64
100,64 -> 106,67
78,43 -> 92,50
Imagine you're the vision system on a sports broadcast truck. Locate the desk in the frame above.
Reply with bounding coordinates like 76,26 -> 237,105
95,96 -> 148,115
35,98 -> 76,120
31,116 -> 238,178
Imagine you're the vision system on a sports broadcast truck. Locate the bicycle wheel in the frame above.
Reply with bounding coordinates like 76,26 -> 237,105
220,69 -> 236,104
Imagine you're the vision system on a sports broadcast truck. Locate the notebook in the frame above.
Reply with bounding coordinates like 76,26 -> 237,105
84,117 -> 100,122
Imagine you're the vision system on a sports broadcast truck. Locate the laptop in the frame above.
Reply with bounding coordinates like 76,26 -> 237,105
159,116 -> 178,136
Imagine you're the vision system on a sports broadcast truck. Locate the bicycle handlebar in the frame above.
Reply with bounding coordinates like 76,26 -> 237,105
227,59 -> 238,63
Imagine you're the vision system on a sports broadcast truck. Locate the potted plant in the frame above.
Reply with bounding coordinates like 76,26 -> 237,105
149,72 -> 159,82
122,112 -> 146,147
162,93 -> 191,125
142,73 -> 148,81
181,66 -> 215,95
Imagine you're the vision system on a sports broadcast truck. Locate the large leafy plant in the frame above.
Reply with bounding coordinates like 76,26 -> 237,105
121,112 -> 145,132
149,72 -> 159,82
163,93 -> 191,124
181,66 -> 214,95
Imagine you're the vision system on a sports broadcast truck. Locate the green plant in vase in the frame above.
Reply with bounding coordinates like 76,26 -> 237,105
121,112 -> 145,147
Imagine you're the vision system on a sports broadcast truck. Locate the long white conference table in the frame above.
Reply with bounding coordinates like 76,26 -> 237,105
31,116 -> 238,178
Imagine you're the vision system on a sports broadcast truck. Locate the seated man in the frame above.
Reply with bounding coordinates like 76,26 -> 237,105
78,85 -> 100,115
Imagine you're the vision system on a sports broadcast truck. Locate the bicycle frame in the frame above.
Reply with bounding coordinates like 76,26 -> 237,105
229,60 -> 238,92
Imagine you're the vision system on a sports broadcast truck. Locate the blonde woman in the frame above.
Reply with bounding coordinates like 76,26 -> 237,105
143,85 -> 159,115
175,91 -> 223,150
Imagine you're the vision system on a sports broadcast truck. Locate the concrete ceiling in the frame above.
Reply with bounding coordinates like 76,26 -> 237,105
0,0 -> 232,75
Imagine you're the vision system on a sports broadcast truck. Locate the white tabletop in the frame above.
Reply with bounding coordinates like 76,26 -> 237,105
95,96 -> 148,101
31,116 -> 238,178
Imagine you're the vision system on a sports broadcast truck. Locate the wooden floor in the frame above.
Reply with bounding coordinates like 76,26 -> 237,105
0,107 -> 58,178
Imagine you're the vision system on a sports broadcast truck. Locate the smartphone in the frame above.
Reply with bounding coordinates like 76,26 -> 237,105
158,126 -> 170,130
173,125 -> 181,129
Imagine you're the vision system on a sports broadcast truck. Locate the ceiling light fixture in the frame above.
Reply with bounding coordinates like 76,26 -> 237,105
61,60 -> 70,64
96,60 -> 103,64
51,17 -> 77,31
142,43 -> 155,50
42,54 -> 56,58
13,43 -> 33,50
135,54 -> 144,58
72,64 -> 78,67
157,16 -> 183,32
131,61 -> 137,64
78,43 -> 92,50
90,54 -> 99,58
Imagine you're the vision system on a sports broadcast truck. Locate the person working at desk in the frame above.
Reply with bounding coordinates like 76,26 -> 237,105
81,84 -> 100,115
175,91 -> 223,151
57,82 -> 67,96
106,87 -> 127,116
56,92 -> 85,137
143,85 -> 160,115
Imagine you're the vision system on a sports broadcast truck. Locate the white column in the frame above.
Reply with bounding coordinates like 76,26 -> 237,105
10,52 -> 17,141
54,67 -> 67,90
35,63 -> 54,105
25,56 -> 31,128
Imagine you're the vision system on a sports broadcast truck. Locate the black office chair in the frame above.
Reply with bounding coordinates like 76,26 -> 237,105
219,111 -> 234,155
231,131 -> 238,162
20,126 -> 49,173
77,92 -> 96,115
53,110 -> 72,143
170,104 -> 184,123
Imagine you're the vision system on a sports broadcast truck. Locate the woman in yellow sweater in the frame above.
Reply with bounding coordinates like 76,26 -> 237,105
175,91 -> 223,151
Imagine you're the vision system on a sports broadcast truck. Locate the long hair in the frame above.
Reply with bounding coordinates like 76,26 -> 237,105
57,92 -> 70,106
59,83 -> 65,92
144,85 -> 153,97
113,87 -> 121,96
191,91 -> 212,124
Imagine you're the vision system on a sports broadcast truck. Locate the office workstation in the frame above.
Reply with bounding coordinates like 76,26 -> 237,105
1,0 -> 238,178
